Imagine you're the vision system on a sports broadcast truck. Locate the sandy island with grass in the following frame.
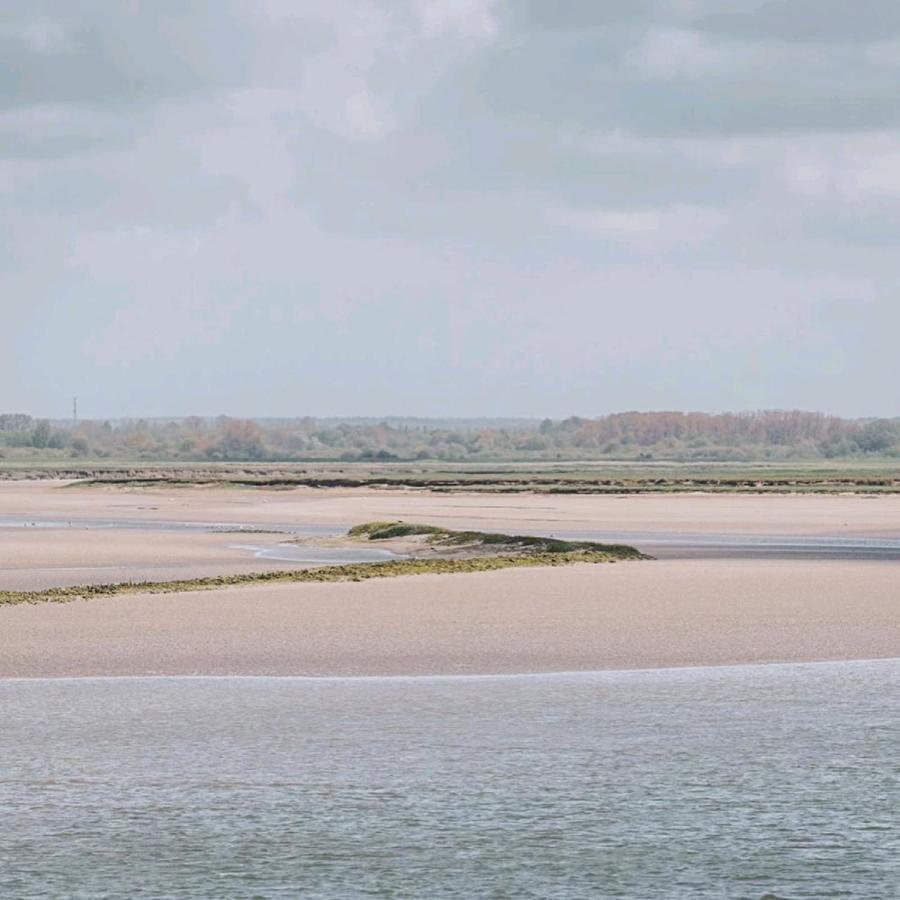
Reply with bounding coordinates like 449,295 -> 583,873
1,481 -> 899,677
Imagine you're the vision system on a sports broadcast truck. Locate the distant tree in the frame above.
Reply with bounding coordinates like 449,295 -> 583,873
207,418 -> 266,460
30,420 -> 51,449
5,409 -> 899,463
0,413 -> 33,433
855,420 -> 897,454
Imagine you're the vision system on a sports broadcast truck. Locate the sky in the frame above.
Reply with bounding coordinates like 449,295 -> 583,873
2,0 -> 899,419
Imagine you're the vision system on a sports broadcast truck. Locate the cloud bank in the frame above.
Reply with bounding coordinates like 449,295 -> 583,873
2,0 -> 898,417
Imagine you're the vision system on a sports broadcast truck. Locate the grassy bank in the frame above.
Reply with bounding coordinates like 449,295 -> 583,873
0,549 -> 643,607
3,459 -> 899,493
348,521 -> 645,557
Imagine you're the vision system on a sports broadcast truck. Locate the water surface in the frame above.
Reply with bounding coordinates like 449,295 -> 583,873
5,514 -> 900,559
2,660 -> 898,898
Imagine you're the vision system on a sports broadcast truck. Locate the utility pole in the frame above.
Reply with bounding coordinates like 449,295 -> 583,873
73,397 -> 78,426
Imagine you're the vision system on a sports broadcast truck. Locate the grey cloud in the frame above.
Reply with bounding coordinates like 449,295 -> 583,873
0,104 -> 141,160
0,2 -> 251,111
618,71 -> 900,137
694,0 -> 900,44
288,121 -> 748,248
3,0 -> 900,418
512,0 -> 900,44
810,197 -> 900,247
508,0 -> 680,31
457,28 -> 900,137
0,130 -> 109,159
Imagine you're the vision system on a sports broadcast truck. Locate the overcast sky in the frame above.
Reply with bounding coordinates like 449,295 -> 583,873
3,0 -> 899,419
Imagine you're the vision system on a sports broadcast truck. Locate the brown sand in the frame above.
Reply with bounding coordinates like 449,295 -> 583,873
3,482 -> 898,677
0,529 -> 298,590
7,480 -> 899,590
3,480 -> 900,536
2,560 -> 898,678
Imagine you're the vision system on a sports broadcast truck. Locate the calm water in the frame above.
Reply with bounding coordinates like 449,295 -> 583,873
6,516 -> 900,560
2,660 -> 898,899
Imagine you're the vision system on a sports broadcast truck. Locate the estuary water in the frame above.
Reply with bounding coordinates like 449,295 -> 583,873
6,515 -> 900,560
2,659 -> 898,899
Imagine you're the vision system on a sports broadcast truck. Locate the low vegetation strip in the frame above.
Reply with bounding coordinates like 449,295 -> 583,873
6,463 -> 899,493
0,549 -> 643,607
349,521 -> 646,558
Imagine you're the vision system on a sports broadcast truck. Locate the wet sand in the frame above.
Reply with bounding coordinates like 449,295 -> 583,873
3,480 -> 900,536
4,482 -> 900,590
0,529 -> 298,590
2,561 -> 898,677
0,528 -> 398,590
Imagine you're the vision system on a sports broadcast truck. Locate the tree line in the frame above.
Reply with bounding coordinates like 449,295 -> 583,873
1,410 -> 899,462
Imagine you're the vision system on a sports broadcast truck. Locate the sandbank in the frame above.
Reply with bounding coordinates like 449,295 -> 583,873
0,529 -> 305,590
2,560 -> 898,678
3,480 -> 900,536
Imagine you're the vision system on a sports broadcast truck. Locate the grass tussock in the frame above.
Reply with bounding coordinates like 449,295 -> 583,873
0,550 -> 636,607
347,521 -> 445,539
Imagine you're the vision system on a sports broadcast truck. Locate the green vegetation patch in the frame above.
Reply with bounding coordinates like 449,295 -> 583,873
0,550 -> 639,607
9,457 -> 900,493
347,521 -> 445,539
350,520 -> 646,558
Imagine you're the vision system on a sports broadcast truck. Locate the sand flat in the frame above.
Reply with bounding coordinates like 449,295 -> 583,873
3,481 -> 898,678
0,529 -> 299,590
2,480 -> 900,536
2,560 -> 898,677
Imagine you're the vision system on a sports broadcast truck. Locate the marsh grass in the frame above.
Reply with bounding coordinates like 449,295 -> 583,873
347,522 -> 445,539
1,456 -> 896,495
351,521 -> 645,558
0,549 -> 642,607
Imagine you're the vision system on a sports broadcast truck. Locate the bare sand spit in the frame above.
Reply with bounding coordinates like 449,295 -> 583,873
2,560 -> 898,678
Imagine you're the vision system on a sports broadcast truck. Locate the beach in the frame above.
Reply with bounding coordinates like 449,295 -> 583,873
2,560 -> 898,677
2,481 -> 899,678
